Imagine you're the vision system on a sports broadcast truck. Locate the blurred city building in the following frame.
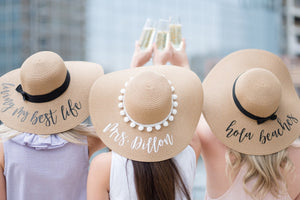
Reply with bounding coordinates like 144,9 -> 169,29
87,0 -> 282,78
282,0 -> 300,95
0,0 -> 86,75
283,0 -> 300,58
283,56 -> 300,94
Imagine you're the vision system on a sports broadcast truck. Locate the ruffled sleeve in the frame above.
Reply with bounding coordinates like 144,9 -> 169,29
11,133 -> 68,150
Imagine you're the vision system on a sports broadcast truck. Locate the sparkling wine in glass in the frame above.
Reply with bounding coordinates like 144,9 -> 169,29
169,17 -> 182,50
155,19 -> 169,50
139,18 -> 156,50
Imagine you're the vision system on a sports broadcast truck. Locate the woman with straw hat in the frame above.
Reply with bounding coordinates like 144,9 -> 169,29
0,51 -> 105,200
87,64 -> 203,200
198,49 -> 300,200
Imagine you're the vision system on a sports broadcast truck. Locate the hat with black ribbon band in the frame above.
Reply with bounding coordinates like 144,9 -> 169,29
232,75 -> 277,125
202,49 -> 300,155
0,51 -> 104,135
16,71 -> 70,103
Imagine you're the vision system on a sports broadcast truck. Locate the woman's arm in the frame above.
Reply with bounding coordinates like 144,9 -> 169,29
87,152 -> 111,200
196,115 -> 231,198
0,142 -> 6,200
196,115 -> 227,161
189,127 -> 201,161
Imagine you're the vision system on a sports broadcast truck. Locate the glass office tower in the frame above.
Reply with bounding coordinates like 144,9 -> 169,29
0,0 -> 86,75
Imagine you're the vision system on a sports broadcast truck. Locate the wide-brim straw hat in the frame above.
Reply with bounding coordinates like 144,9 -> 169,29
203,49 -> 300,155
0,51 -> 104,135
89,66 -> 203,162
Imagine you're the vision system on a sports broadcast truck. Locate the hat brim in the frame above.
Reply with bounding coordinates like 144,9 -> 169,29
203,49 -> 300,155
89,65 -> 203,162
0,61 -> 104,134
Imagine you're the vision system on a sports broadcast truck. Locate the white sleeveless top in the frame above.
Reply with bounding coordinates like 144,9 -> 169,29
4,133 -> 89,200
109,145 -> 196,200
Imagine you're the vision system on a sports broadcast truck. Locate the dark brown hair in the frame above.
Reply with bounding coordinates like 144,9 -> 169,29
132,158 -> 191,200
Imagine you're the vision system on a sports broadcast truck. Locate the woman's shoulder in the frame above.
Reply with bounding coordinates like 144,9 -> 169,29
288,143 -> 300,168
88,152 -> 111,198
90,151 -> 112,167
288,138 -> 300,163
89,152 -> 112,186
287,142 -> 300,199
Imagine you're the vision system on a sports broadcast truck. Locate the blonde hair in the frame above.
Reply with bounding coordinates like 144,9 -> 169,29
225,148 -> 294,200
0,124 -> 98,144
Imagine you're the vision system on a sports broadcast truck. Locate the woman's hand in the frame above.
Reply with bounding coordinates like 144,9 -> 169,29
152,43 -> 172,65
169,39 -> 190,69
130,41 -> 153,68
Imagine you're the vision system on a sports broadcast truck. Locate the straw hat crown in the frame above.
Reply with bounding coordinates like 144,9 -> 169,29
0,50 -> 104,134
89,65 -> 203,162
235,68 -> 282,118
20,51 -> 67,96
124,71 -> 172,124
203,49 -> 300,155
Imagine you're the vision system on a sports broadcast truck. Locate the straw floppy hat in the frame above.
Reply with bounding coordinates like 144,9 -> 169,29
203,49 -> 300,155
89,66 -> 203,162
0,51 -> 104,135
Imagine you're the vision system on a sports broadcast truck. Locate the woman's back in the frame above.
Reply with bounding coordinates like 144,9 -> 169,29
3,133 -> 89,200
286,142 -> 300,199
204,164 -> 293,200
0,51 -> 105,200
109,145 -> 196,200
199,118 -> 300,200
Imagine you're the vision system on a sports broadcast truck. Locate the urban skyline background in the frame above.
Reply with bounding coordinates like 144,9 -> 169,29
87,0 -> 284,78
1,0 -> 300,77
1,0 -> 300,199
0,0 -> 86,74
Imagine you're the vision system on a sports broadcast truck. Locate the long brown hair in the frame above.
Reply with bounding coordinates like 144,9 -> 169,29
132,158 -> 191,200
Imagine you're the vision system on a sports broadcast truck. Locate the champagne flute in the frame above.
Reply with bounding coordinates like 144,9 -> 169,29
139,18 -> 156,50
155,19 -> 170,50
169,16 -> 182,50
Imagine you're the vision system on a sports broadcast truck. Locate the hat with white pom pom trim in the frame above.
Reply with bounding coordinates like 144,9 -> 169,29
89,65 -> 203,162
